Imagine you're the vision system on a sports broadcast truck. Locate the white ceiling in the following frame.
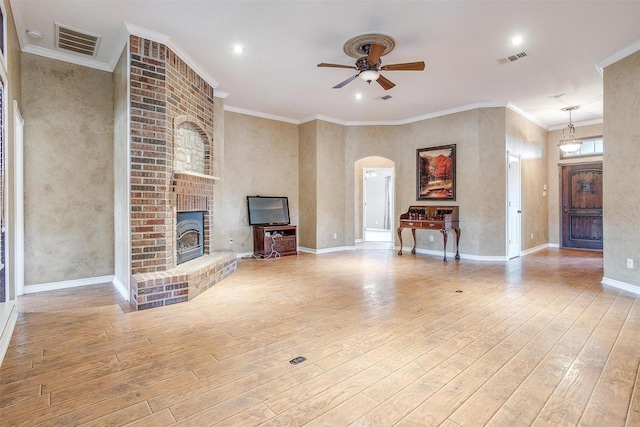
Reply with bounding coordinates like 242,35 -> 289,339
9,0 -> 640,129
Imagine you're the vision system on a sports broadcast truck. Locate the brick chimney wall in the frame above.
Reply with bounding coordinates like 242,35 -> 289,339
129,35 -> 215,274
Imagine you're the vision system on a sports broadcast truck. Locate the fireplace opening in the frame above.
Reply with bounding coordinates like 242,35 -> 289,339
177,211 -> 204,264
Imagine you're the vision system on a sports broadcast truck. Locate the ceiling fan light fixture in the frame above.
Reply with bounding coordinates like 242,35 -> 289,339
360,70 -> 380,83
558,106 -> 582,153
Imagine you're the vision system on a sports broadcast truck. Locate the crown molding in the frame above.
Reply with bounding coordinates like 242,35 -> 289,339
224,105 -> 300,125
124,22 -> 219,89
225,101 -> 556,130
298,114 -> 346,126
548,118 -> 603,132
22,44 -> 113,72
108,22 -> 133,70
596,38 -> 640,75
397,101 -> 508,126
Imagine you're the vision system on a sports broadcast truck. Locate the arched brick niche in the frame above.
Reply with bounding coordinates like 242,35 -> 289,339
174,116 -> 212,175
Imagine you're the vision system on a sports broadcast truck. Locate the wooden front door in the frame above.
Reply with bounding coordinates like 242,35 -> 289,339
561,162 -> 603,250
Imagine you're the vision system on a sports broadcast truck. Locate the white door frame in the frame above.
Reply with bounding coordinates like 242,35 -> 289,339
507,153 -> 521,259
13,101 -> 24,295
363,168 -> 394,242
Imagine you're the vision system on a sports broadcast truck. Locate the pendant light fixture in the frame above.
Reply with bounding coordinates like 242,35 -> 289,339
558,106 -> 582,153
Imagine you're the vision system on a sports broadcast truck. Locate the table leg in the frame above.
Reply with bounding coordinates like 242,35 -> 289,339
411,228 -> 417,254
397,227 -> 404,255
439,229 -> 449,262
454,228 -> 461,260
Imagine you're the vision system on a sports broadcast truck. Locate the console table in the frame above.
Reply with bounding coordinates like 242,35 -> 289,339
397,205 -> 460,262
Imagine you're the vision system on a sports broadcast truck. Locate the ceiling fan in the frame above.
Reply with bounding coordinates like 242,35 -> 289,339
317,33 -> 425,90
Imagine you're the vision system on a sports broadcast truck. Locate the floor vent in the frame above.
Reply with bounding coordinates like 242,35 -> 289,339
289,356 -> 306,365
55,23 -> 101,57
496,51 -> 528,65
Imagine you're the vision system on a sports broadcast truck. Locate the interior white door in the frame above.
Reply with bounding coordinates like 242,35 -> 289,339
507,154 -> 521,259
363,168 -> 394,242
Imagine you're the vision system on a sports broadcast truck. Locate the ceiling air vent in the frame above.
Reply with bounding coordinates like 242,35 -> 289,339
376,95 -> 393,101
55,23 -> 101,57
496,51 -> 529,65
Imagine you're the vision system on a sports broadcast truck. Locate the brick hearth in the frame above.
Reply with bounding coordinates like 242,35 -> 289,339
130,251 -> 236,310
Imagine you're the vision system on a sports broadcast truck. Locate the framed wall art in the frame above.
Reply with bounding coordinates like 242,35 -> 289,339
416,144 -> 456,200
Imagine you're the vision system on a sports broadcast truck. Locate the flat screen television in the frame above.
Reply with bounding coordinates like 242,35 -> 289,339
247,196 -> 291,226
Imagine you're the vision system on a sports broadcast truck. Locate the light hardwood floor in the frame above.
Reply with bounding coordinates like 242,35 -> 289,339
1,248 -> 639,426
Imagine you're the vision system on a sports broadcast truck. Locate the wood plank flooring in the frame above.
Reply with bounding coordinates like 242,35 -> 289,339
1,248 -> 639,426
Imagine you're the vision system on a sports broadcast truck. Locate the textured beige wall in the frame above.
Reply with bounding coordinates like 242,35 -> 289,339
546,123 -> 603,245
298,121 -> 317,249
223,112 -> 298,252
22,54 -> 114,285
113,46 -> 130,289
228,106 -> 550,259
345,126 -> 401,245
212,95 -> 225,250
603,50 -> 640,288
345,109 -> 512,257
505,108 -> 548,251
224,108 -> 548,257
476,108 -> 507,256
400,110 -> 487,255
316,121 -> 346,249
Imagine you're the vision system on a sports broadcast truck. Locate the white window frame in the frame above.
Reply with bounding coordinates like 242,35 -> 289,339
560,135 -> 604,159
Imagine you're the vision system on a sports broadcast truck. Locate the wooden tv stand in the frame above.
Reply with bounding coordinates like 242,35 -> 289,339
253,225 -> 297,258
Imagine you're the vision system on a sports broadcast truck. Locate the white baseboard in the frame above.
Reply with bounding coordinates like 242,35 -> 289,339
601,277 -> 640,296
111,276 -> 129,301
0,302 -> 18,367
521,243 -> 550,256
235,251 -> 255,259
548,243 -> 560,248
24,275 -> 115,294
299,246 -> 356,254
399,246 -> 508,262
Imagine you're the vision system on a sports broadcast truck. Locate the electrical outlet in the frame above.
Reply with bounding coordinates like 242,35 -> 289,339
333,233 -> 337,239
531,233 -> 534,240
429,235 -> 434,241
228,238 -> 233,245
627,258 -> 634,269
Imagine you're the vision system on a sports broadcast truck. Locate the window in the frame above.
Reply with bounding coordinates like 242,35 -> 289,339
561,136 -> 603,158
0,1 -> 5,61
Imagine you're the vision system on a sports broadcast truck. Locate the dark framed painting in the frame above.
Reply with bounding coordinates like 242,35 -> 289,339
416,144 -> 456,200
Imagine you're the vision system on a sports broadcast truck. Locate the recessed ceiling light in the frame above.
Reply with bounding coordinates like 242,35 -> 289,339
511,35 -> 524,46
233,44 -> 244,53
26,29 -> 43,39
355,93 -> 363,100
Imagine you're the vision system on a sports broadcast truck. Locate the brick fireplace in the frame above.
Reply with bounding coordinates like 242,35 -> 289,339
128,35 -> 236,310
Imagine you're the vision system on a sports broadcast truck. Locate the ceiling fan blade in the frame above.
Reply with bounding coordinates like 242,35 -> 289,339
318,62 -> 357,69
380,61 -> 426,71
367,43 -> 385,66
376,74 -> 396,91
333,74 -> 359,89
